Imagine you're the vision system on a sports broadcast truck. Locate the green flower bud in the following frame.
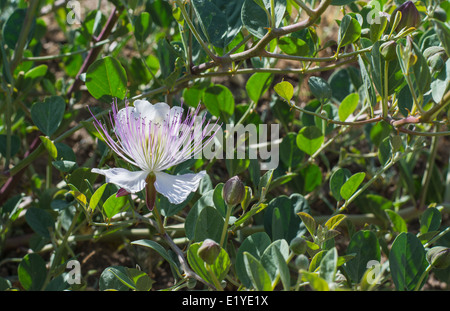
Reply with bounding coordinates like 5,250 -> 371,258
380,40 -> 397,62
391,1 -> 420,32
423,46 -> 446,61
222,176 -> 245,207
198,239 -> 221,265
290,237 -> 307,255
428,54 -> 444,73
427,246 -> 450,269
424,46 -> 446,73
295,254 -> 310,271
432,8 -> 447,22
65,192 -> 75,202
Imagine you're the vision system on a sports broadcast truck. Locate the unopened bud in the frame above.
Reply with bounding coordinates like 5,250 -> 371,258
295,254 -> 310,271
427,246 -> 450,269
391,1 -> 420,32
424,46 -> 446,73
116,188 -> 130,198
380,41 -> 397,62
222,176 -> 245,207
432,8 -> 447,22
290,237 -> 307,255
423,46 -> 446,61
65,192 -> 75,202
198,239 -> 221,265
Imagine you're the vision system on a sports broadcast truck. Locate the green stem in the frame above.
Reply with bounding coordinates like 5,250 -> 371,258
174,0 -> 218,61
445,153 -> 450,204
418,126 -> 440,209
405,73 -> 424,115
41,208 -> 81,290
421,90 -> 450,122
396,127 -> 450,137
424,226 -> 450,249
337,152 -> 407,213
152,204 -> 166,235
291,102 -> 382,127
263,46 -> 372,63
293,0 -> 316,17
270,0 -> 276,28
414,264 -> 432,291
23,39 -> 110,61
4,87 -> 12,170
220,203 -> 234,247
191,0 -> 333,73
224,35 -> 252,57
382,60 -> 389,118
206,263 -> 223,291
10,0 -> 39,72
271,252 -> 295,290
45,154 -> 52,189
8,107 -> 110,177
0,39 -> 13,170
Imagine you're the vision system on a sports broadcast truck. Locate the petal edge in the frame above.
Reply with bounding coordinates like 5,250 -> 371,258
154,171 -> 206,204
92,168 -> 148,194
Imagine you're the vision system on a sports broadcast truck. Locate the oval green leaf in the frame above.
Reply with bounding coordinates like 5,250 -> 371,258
280,132 -> 304,169
243,252 -> 272,291
39,136 -> 58,160
103,193 -> 127,219
246,72 -> 273,103
18,253 -> 47,291
389,232 -> 428,290
25,207 -> 55,239
340,172 -> 365,201
2,8 -> 35,49
329,168 -> 351,201
203,84 -> 235,119
274,80 -> 294,103
308,76 -> 332,103
31,96 -> 66,137
85,56 -> 128,101
296,126 -> 324,156
338,93 -> 359,121
278,37 -> 309,56
385,209 -> 407,233
134,12 -> 152,44
193,206 -> 225,243
235,232 -> 271,288
420,207 -> 442,234
337,15 -> 361,48
344,230 -> 381,283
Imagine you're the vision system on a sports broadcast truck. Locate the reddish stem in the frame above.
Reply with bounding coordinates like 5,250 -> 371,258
0,136 -> 40,205
66,7 -> 122,98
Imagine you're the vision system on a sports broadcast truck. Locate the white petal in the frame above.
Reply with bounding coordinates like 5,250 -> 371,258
151,102 -> 171,124
169,106 -> 184,121
133,100 -> 170,125
92,168 -> 149,193
116,106 -> 134,125
154,171 -> 206,204
133,100 -> 152,117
